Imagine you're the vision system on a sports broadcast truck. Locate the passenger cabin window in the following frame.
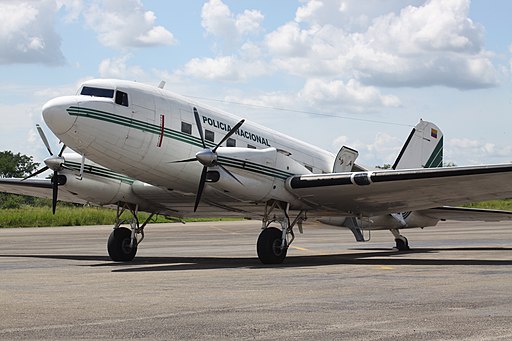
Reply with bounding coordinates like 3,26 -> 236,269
205,130 -> 214,142
247,144 -> 256,149
227,138 -> 236,147
80,86 -> 114,98
115,90 -> 129,107
181,122 -> 192,135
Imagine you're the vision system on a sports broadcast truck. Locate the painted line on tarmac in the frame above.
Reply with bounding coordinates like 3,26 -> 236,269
290,246 -> 309,251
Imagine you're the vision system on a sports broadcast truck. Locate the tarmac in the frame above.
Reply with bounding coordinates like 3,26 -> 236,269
0,220 -> 512,340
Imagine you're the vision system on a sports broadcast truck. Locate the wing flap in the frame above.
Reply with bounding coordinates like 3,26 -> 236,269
287,164 -> 512,215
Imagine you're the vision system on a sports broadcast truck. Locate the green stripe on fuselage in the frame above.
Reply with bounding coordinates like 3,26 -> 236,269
66,106 -> 292,181
64,160 -> 135,184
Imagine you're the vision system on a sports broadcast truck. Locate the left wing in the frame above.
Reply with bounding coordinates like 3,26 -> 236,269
287,163 -> 512,216
0,178 -> 88,204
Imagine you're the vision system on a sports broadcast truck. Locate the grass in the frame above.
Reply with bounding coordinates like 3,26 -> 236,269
1,199 -> 511,228
462,199 -> 512,211
0,205 -> 242,228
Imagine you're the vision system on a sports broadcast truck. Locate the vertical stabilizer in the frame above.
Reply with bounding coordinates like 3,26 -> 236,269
392,120 -> 443,169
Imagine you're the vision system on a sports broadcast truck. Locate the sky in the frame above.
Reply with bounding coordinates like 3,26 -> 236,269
1,0 -> 512,169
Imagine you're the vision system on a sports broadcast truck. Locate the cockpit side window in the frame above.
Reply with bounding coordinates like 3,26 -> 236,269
80,86 -> 114,98
115,90 -> 129,107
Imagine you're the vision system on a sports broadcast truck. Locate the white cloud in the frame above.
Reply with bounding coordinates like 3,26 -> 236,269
264,0 -> 499,89
201,0 -> 263,51
446,137 -> 512,165
98,55 -> 146,80
0,102 -> 50,163
175,0 -> 502,118
295,0 -> 425,29
84,0 -> 176,49
265,21 -> 312,58
214,77 -> 400,115
332,132 -> 403,167
179,55 -> 270,82
299,78 -> 401,112
0,0 -> 65,65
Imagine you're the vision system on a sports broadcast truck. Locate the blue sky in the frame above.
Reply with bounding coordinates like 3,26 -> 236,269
1,0 -> 511,168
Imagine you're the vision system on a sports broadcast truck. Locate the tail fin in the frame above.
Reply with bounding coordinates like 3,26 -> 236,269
392,120 -> 443,170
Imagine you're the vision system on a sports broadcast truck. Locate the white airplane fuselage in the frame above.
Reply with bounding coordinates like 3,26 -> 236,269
42,79 -> 334,216
41,78 -> 444,235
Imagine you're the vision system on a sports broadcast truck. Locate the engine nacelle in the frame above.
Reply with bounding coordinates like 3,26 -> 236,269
208,147 -> 311,205
63,174 -> 138,205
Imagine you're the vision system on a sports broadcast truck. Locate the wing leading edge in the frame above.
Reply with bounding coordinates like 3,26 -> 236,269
287,163 -> 512,216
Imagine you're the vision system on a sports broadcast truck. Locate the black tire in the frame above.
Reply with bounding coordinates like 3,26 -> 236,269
257,227 -> 287,264
395,237 -> 410,251
107,227 -> 137,261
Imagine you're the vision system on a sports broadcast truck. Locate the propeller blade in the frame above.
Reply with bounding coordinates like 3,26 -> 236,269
218,164 -> 243,186
213,119 -> 245,152
36,124 -> 53,156
194,166 -> 208,212
57,144 -> 67,157
52,171 -> 58,215
169,158 -> 198,164
79,153 -> 85,178
22,166 -> 50,181
193,107 -> 206,149
185,110 -> 245,213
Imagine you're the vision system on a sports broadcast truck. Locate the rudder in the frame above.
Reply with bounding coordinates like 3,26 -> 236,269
392,120 -> 443,170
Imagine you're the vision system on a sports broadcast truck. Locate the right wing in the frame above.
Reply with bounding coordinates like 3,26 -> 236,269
287,163 -> 512,216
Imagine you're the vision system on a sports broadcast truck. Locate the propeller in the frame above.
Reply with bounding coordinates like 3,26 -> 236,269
23,124 -> 67,214
173,108 -> 244,212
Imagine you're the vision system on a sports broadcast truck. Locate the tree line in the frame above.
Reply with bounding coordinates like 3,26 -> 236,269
0,151 -> 52,209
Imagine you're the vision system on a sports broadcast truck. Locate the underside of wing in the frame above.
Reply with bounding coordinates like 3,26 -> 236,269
287,164 -> 512,216
420,206 -> 512,222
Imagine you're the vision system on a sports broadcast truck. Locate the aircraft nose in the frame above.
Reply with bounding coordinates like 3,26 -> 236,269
42,96 -> 78,135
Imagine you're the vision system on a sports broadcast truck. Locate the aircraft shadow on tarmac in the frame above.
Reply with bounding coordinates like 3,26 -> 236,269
2,247 -> 512,272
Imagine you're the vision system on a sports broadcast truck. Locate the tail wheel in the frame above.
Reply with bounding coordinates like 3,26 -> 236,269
107,227 -> 137,261
395,237 -> 410,251
257,227 -> 287,264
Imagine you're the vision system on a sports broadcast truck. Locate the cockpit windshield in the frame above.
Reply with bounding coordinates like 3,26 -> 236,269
80,86 -> 114,98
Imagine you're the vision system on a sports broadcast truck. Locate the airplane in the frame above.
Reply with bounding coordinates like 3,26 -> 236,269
3,78 -> 512,264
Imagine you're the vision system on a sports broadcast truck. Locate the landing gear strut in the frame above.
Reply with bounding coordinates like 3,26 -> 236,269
257,201 -> 306,264
107,203 -> 155,261
390,228 -> 410,251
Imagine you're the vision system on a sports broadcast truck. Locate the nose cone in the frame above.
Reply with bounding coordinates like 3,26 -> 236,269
42,96 -> 78,135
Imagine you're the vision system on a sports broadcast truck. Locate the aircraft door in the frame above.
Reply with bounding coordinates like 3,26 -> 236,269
123,89 -> 155,159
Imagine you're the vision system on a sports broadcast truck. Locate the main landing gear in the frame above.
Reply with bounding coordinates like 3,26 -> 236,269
256,201 -> 306,264
107,203 -> 154,261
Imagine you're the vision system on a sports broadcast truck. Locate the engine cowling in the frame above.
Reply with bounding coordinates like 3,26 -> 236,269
208,147 -> 311,204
